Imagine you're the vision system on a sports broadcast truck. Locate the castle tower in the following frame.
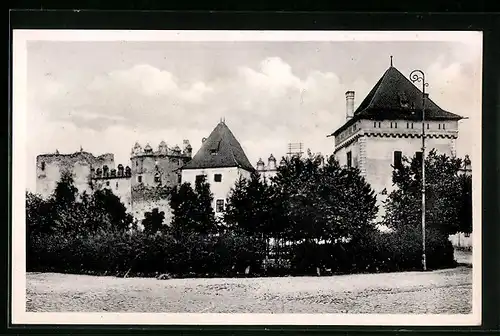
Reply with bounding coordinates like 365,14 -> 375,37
329,62 -> 463,217
181,120 -> 254,216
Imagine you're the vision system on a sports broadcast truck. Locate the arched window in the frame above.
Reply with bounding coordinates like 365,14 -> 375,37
103,165 -> 109,177
96,168 -> 102,177
125,166 -> 131,177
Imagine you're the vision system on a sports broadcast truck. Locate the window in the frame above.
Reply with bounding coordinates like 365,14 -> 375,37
406,122 -> 409,129
137,175 -> 142,183
464,232 -> 471,238
443,123 -> 446,130
427,123 -> 429,129
210,149 -> 218,155
195,174 -> 206,184
154,173 -> 161,183
216,199 -> 225,213
346,151 -> 352,168
394,122 -> 398,128
41,162 -> 46,171
106,181 -> 110,187
390,122 -> 393,128
393,151 -> 402,169
374,121 -> 377,128
116,182 -> 119,189
411,123 -> 414,129
214,174 -> 222,182
177,175 -> 182,184
438,124 -> 441,129
378,122 -> 381,128
415,151 -> 423,165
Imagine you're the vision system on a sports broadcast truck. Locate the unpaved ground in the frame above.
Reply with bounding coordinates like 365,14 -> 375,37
26,266 -> 472,314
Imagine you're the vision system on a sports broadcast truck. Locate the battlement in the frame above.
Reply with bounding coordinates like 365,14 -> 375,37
130,140 -> 193,158
91,163 -> 132,179
37,150 -> 115,166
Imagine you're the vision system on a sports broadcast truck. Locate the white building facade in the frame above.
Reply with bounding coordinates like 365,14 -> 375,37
330,64 -> 466,245
181,121 -> 254,216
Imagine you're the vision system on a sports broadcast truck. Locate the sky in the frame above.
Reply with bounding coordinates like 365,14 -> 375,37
23,34 -> 482,191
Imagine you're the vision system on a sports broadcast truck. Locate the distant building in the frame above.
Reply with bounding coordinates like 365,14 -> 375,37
256,154 -> 278,183
181,121 -> 254,216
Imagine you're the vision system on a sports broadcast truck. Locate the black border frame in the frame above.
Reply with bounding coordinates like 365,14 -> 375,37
6,9 -> 500,335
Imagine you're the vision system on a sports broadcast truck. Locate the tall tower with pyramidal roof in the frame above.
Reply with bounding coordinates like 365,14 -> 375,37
181,120 -> 254,215
329,60 -> 463,216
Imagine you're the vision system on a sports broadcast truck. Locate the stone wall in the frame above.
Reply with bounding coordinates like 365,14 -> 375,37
36,151 -> 115,199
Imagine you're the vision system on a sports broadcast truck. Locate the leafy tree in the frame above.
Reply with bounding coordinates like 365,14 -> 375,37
169,176 -> 217,238
225,171 -> 271,236
142,208 -> 166,235
92,188 -> 134,232
384,150 -> 471,237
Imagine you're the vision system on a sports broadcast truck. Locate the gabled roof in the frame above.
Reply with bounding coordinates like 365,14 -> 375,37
331,66 -> 463,137
182,121 -> 255,172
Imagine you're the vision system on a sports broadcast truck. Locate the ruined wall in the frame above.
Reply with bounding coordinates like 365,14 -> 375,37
36,151 -> 115,199
130,185 -> 173,225
93,176 -> 133,210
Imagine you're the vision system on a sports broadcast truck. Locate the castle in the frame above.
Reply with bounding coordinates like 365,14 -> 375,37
36,140 -> 193,221
35,61 -> 471,247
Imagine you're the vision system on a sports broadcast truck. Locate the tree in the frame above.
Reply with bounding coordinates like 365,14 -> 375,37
384,150 -> 470,237
142,208 -> 166,235
382,150 -> 471,270
225,171 -> 271,236
169,176 -> 217,238
92,188 -> 134,232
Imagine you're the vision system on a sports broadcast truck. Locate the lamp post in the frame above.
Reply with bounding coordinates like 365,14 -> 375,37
409,69 -> 429,272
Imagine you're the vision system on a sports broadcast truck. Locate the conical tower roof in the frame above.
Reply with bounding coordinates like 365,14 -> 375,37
182,121 -> 254,172
332,65 -> 462,136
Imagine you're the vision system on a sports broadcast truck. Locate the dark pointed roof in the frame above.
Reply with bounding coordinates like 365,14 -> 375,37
182,121 -> 254,172
331,66 -> 463,137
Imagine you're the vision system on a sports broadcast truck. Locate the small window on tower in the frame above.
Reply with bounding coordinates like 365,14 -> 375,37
443,123 -> 446,130
406,122 -> 409,129
427,123 -> 430,129
216,199 -> 225,213
378,122 -> 381,128
464,232 -> 471,238
214,174 -> 222,182
374,121 -> 377,128
394,122 -> 398,128
41,162 -> 46,171
116,182 -> 119,189
137,176 -> 142,183
394,151 -> 403,169
415,151 -> 423,165
438,124 -> 441,129
346,151 -> 352,168
106,181 -> 110,187
177,175 -> 182,184
411,123 -> 414,129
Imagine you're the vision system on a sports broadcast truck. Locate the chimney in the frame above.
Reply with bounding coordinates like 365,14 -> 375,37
345,91 -> 355,120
